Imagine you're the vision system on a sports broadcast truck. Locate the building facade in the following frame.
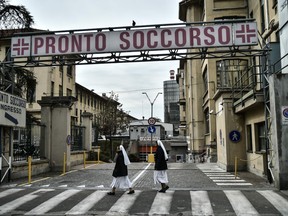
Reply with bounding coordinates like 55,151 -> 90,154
178,0 -> 288,189
0,29 -> 126,156
129,120 -> 166,161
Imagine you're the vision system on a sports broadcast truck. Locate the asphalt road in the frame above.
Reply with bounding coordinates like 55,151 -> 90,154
0,162 -> 287,215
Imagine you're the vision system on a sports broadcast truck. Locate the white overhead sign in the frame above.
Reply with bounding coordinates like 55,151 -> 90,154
0,91 -> 26,127
140,137 -> 159,141
11,22 -> 257,57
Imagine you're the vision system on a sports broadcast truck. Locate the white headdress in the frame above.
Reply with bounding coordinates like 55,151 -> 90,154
120,145 -> 131,165
157,140 -> 168,160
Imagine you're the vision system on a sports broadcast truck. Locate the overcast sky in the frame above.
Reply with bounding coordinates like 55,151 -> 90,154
10,0 -> 182,120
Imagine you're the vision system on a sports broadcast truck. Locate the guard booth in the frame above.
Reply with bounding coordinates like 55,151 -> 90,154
0,91 -> 26,184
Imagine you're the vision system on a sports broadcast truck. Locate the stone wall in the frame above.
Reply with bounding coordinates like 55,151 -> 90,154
11,151 -> 87,179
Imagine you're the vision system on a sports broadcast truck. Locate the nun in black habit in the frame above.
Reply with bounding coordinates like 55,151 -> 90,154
107,145 -> 134,195
154,139 -> 169,193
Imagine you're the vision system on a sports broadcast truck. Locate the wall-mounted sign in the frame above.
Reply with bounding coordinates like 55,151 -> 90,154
0,91 -> 26,127
11,22 -> 257,58
66,135 -> 71,145
229,130 -> 241,143
140,136 -> 159,141
282,106 -> 288,125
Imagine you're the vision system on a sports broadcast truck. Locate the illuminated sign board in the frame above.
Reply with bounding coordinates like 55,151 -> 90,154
11,22 -> 257,57
0,91 -> 26,127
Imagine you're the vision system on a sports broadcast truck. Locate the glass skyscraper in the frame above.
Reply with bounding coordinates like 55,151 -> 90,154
163,70 -> 180,136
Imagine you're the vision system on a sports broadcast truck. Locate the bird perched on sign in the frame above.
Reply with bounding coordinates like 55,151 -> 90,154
132,20 -> 136,26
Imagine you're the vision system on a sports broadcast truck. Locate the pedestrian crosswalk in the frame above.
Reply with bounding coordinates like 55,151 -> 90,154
0,188 -> 287,215
197,163 -> 253,186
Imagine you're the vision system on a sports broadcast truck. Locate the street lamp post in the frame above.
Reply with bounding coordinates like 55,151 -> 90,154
142,92 -> 162,160
142,92 -> 162,118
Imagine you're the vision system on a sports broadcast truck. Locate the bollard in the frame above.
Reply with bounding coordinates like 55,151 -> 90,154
235,156 -> 238,179
63,152 -> 66,175
97,149 -> 100,164
83,152 -> 86,169
28,156 -> 32,184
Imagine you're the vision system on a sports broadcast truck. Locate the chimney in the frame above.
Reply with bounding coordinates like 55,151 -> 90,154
170,70 -> 175,80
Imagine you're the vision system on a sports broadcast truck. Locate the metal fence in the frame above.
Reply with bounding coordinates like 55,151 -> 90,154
13,124 -> 85,161
13,124 -> 44,161
70,125 -> 85,151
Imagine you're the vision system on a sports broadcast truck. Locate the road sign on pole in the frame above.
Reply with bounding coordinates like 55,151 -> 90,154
148,117 -> 156,125
148,125 -> 156,133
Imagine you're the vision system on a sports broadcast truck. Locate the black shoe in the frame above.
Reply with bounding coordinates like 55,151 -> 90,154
164,186 -> 169,191
107,192 -> 115,195
128,190 -> 135,194
158,189 -> 166,193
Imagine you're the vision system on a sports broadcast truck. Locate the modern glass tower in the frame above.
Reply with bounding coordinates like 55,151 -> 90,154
163,70 -> 180,136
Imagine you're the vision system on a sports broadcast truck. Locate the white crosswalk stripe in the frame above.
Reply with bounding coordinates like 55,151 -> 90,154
0,188 -> 287,215
191,191 -> 214,215
106,190 -> 141,215
66,190 -> 107,215
0,189 -> 54,215
197,164 -> 253,186
217,183 -> 253,186
25,189 -> 80,215
149,190 -> 174,215
0,188 -> 23,198
212,179 -> 246,182
257,190 -> 288,215
224,190 -> 259,215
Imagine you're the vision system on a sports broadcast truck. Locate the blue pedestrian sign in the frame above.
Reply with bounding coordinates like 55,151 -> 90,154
229,130 -> 241,143
148,125 -> 156,133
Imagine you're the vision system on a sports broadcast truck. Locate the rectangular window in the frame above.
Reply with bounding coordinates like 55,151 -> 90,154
26,80 -> 36,103
260,0 -> 266,33
213,0 -> 246,9
51,81 -> 54,96
205,109 -> 210,134
203,67 -> 208,93
5,47 -> 11,62
67,65 -> 73,77
255,122 -> 266,152
59,85 -> 63,96
216,59 -> 249,88
67,88 -> 72,96
246,124 -> 252,152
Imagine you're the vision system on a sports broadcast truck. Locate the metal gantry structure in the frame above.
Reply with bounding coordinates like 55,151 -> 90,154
1,19 -> 266,68
0,19 -> 274,183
